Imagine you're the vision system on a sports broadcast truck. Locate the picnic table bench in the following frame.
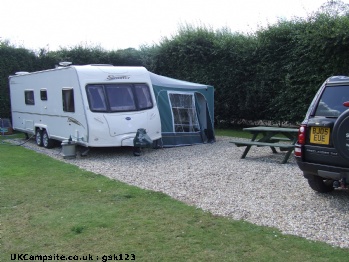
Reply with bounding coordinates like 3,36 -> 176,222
230,126 -> 299,164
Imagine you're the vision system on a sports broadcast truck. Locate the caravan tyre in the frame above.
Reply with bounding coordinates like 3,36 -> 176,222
133,147 -> 141,156
42,130 -> 54,149
35,129 -> 43,147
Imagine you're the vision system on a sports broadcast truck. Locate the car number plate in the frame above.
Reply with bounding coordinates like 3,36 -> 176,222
310,127 -> 330,145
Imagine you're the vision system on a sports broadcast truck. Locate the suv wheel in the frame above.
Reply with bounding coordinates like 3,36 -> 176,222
306,173 -> 334,193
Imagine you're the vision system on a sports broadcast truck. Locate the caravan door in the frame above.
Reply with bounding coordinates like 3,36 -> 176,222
195,92 -> 215,142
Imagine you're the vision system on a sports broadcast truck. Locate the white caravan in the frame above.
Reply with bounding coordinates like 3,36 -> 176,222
9,64 -> 162,149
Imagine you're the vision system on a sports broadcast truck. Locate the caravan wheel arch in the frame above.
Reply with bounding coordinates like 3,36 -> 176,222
34,126 -> 55,148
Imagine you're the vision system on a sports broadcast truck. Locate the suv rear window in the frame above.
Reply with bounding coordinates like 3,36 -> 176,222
314,85 -> 349,117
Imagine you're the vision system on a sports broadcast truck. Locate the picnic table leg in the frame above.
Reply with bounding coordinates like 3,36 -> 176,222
281,148 -> 294,164
241,133 -> 258,159
241,146 -> 252,159
270,146 -> 278,153
280,132 -> 296,163
257,131 -> 278,154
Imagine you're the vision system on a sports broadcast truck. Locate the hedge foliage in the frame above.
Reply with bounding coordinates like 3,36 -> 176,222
1,2 -> 349,127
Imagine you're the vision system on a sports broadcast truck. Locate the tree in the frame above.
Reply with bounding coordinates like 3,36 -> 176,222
317,0 -> 349,17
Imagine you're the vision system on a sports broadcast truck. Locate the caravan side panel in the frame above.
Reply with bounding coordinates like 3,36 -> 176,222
10,65 -> 163,148
10,68 -> 88,145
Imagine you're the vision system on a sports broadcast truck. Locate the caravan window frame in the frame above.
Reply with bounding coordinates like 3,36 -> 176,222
85,83 -> 153,113
40,89 -> 48,101
24,90 -> 35,105
105,84 -> 137,111
168,92 -> 200,133
62,88 -> 75,112
85,85 -> 108,112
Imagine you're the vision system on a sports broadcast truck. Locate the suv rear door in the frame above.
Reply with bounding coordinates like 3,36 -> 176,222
304,82 -> 349,167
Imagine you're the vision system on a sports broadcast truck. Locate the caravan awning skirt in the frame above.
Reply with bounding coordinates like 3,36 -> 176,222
161,132 -> 204,147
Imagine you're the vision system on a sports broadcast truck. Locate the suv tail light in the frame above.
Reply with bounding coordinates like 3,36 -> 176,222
295,125 -> 306,157
294,146 -> 302,157
298,124 -> 307,145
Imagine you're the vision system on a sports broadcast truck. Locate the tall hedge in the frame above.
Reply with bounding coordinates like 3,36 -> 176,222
0,44 -> 143,120
1,2 -> 349,127
142,9 -> 349,126
0,42 -> 38,118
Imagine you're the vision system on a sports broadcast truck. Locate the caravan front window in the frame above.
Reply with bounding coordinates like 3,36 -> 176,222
86,85 -> 107,111
106,85 -> 136,111
169,93 -> 200,132
86,84 -> 153,112
134,84 -> 153,110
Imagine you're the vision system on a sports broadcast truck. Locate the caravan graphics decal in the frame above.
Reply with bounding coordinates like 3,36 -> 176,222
106,75 -> 130,80
67,117 -> 84,128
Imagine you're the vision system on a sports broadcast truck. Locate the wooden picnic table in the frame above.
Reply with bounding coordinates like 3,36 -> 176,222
230,126 -> 299,164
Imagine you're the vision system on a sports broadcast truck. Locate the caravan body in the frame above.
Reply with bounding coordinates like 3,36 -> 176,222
9,65 -> 162,148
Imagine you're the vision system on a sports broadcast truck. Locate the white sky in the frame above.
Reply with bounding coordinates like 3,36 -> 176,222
0,0 -> 343,51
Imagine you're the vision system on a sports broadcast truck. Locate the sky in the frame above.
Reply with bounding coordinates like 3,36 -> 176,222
0,0 -> 345,52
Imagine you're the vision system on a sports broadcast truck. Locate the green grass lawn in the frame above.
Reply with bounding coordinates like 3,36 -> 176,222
1,132 -> 348,261
215,128 -> 252,138
215,128 -> 283,140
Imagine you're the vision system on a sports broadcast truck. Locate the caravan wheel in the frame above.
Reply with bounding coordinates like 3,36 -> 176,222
133,147 -> 141,156
42,130 -> 54,149
35,129 -> 43,147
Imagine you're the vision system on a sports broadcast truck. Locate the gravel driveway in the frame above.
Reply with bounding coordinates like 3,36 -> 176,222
15,136 -> 349,249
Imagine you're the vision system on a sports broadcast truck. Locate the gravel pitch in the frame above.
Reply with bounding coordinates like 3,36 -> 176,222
13,136 -> 349,249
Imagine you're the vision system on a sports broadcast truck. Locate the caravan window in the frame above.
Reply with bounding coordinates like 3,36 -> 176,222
24,90 -> 35,105
106,85 -> 136,111
86,83 -> 153,112
40,89 -> 47,101
169,93 -> 200,132
62,88 -> 75,112
86,85 -> 107,111
134,84 -> 153,110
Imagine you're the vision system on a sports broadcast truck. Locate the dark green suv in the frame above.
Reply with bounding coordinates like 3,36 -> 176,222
295,76 -> 349,192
